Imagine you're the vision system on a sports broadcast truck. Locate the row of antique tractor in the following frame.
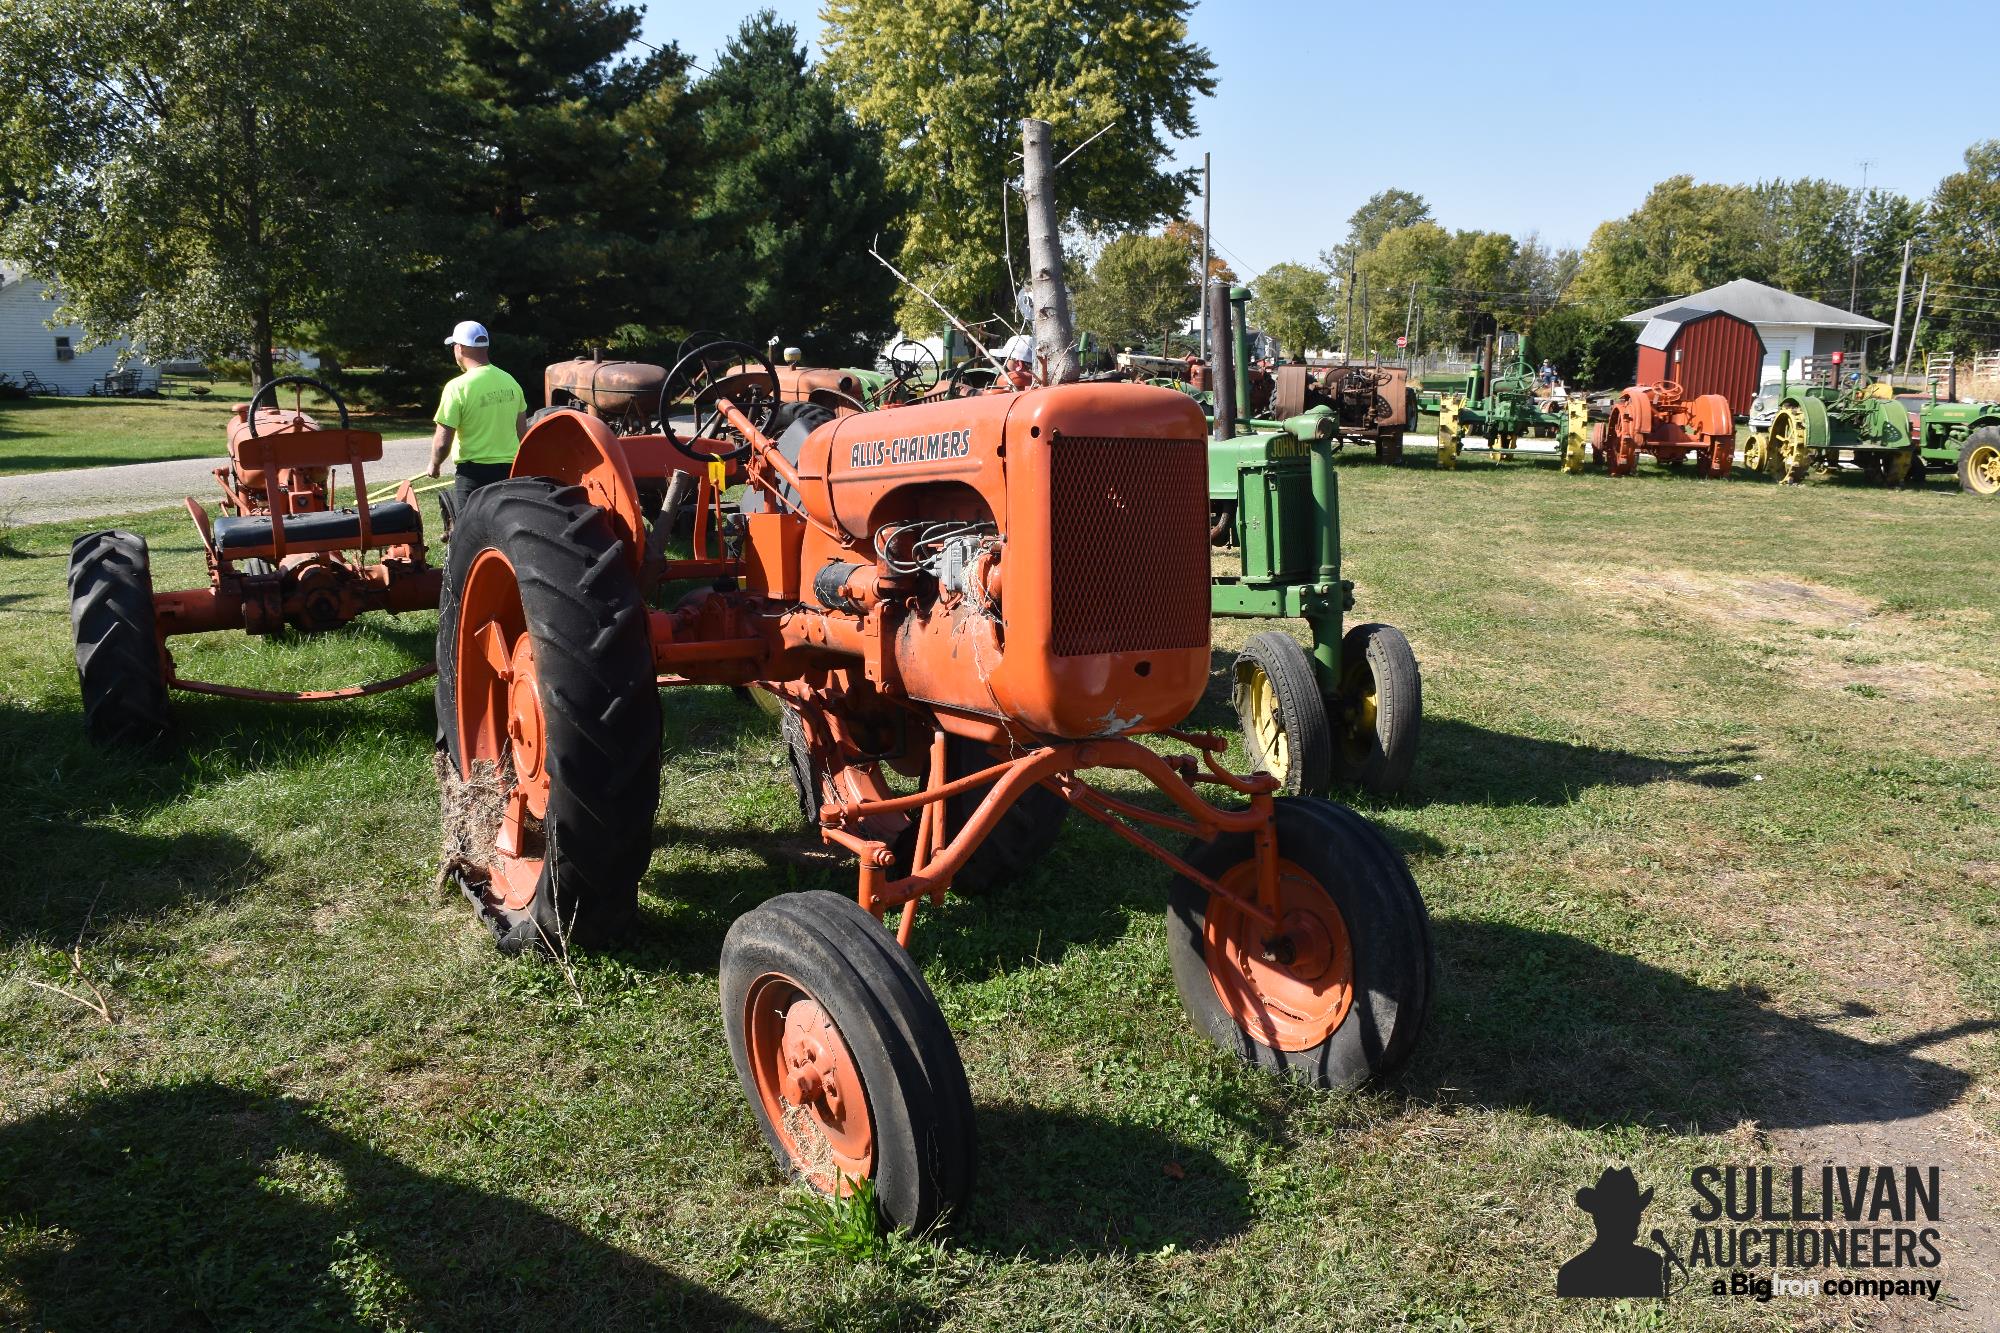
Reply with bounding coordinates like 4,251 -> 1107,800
65,324 -> 1432,1233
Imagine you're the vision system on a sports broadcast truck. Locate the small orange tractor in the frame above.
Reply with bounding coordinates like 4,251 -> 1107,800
436,339 -> 1433,1233
1591,381 -> 1736,478
67,378 -> 442,744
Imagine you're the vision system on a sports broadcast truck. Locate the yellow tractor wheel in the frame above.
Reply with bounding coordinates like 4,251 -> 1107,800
1769,408 -> 1813,485
1741,432 -> 1769,474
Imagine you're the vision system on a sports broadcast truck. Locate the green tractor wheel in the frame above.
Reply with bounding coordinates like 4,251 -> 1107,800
1958,427 -> 2000,496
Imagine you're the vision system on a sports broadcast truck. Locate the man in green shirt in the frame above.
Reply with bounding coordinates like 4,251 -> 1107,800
427,320 -> 528,510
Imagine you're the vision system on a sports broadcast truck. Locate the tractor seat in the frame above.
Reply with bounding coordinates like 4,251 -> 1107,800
213,501 -> 422,551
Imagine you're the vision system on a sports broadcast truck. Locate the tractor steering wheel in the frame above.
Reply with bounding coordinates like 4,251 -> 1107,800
659,340 -> 781,463
1652,380 -> 1684,403
246,375 -> 349,436
885,338 -> 940,391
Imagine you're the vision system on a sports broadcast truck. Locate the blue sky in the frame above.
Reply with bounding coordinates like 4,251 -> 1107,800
642,0 -> 1998,276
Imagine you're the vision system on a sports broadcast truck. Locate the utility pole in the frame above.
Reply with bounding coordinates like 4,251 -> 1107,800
1199,152 -> 1211,361
1849,160 -> 1873,312
1888,239 -> 1911,366
1343,268 -> 1355,361
1403,282 -> 1416,364
1359,276 -> 1370,361
1902,273 -> 1928,378
1021,118 -> 1079,384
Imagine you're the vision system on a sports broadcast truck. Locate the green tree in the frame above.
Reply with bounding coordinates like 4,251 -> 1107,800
1523,304 -> 1636,389
1248,263 -> 1333,360
1571,175 -> 1765,308
0,0 -> 450,383
1923,141 -> 2000,353
1322,188 -> 1432,276
821,0 -> 1216,334
418,0 -> 721,390
1072,231 -> 1201,351
697,13 -> 903,362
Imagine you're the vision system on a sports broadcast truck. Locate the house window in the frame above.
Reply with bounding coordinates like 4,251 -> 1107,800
55,336 -> 73,361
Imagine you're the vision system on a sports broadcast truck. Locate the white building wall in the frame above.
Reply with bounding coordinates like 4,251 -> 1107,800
1754,323 -> 1816,387
0,272 -> 151,395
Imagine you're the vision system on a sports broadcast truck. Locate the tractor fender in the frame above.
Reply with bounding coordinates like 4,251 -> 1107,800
511,408 -> 648,577
1617,387 -> 1655,439
1685,393 -> 1734,440
1869,398 -> 1911,448
1786,395 -> 1831,450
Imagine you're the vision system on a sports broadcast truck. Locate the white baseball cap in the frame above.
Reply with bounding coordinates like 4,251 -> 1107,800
1001,333 -> 1035,363
444,319 -> 491,348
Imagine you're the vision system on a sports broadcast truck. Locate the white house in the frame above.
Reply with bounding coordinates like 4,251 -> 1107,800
0,264 -> 153,394
1623,278 -> 1889,387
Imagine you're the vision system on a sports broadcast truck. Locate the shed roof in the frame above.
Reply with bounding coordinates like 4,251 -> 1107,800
1634,306 -> 1715,350
1622,277 -> 1887,332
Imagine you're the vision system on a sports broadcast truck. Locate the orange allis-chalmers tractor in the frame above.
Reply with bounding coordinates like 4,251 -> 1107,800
67,378 -> 442,744
436,340 -> 1434,1232
1591,381 -> 1736,478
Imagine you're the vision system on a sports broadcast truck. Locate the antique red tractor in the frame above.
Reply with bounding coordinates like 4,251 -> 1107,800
67,378 -> 442,744
435,339 -> 1433,1233
1590,381 -> 1736,478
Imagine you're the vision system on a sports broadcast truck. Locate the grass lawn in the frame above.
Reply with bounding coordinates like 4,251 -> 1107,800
1,454 -> 1996,1330
0,381 -> 432,477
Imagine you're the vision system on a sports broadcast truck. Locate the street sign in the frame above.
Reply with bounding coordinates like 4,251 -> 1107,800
1395,335 -> 1407,347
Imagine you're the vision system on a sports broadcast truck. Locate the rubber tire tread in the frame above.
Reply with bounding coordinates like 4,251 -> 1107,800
1331,622 -> 1421,795
1959,426 -> 2000,496
68,530 -> 171,746
435,478 -> 661,951
1234,631 -> 1331,797
721,890 -> 975,1232
1166,797 -> 1431,1090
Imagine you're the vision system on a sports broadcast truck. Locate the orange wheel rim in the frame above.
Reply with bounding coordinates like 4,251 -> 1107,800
454,548 -> 549,911
1205,858 -> 1354,1051
745,973 -> 874,1193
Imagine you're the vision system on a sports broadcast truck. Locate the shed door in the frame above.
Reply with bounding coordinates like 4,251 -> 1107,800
1758,327 -> 1814,386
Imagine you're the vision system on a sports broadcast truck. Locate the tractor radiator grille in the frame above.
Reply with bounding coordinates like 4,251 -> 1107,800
1048,435 -> 1211,658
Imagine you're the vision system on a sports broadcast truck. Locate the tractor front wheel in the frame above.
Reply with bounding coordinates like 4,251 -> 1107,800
1330,622 -> 1421,795
67,530 -> 171,746
722,890 -> 975,1233
435,479 -> 662,953
1232,632 -> 1331,797
1167,798 -> 1432,1089
1957,428 -> 2000,496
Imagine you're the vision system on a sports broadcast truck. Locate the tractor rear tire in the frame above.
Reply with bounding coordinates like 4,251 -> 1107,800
1167,797 -> 1432,1090
1330,623 -> 1421,796
68,530 -> 171,746
1232,632 -> 1332,797
435,478 -> 661,953
1957,427 -> 2000,496
722,890 -> 976,1233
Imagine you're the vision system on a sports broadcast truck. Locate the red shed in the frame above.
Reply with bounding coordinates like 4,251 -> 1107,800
1633,306 -> 1764,418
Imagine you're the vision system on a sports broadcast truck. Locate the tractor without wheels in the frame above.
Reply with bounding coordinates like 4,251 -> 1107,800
1432,343 -> 1588,472
67,378 -> 442,745
434,340 -> 1434,1233
1203,283 -> 1423,799
1591,381 -> 1735,478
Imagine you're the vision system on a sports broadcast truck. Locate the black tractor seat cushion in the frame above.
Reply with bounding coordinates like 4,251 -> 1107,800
214,500 -> 422,551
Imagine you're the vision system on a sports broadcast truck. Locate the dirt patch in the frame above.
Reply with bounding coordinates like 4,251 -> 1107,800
1551,567 -> 1997,706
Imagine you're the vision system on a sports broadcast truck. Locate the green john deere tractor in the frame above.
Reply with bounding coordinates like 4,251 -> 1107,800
1903,387 -> 2000,496
1204,282 -> 1421,798
1742,353 -> 1920,486
1427,342 -> 1589,471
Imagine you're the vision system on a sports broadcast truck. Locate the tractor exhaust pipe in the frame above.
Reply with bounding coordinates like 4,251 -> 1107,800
1209,278 -> 1235,439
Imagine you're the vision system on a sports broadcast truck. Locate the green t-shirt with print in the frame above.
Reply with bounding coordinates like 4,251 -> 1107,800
435,363 -> 527,464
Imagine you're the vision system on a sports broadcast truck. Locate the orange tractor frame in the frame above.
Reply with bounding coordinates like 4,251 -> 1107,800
67,378 -> 442,744
1591,381 -> 1736,478
435,340 -> 1433,1232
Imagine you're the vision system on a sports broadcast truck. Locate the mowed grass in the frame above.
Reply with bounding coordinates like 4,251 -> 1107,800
1,454 -> 1996,1330
0,381 -> 431,476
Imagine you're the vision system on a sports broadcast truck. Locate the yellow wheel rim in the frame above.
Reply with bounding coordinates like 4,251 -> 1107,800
1235,661 -> 1289,782
1969,445 -> 2000,495
1337,659 -> 1379,763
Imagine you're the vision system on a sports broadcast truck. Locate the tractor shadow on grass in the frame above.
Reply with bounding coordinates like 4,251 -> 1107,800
1401,717 -> 1753,810
1404,917 -> 1996,1136
959,1103 -> 1252,1259
0,1080 -> 776,1332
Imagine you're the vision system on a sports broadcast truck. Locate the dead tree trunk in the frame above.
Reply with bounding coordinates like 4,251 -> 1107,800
1021,118 -> 1079,386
